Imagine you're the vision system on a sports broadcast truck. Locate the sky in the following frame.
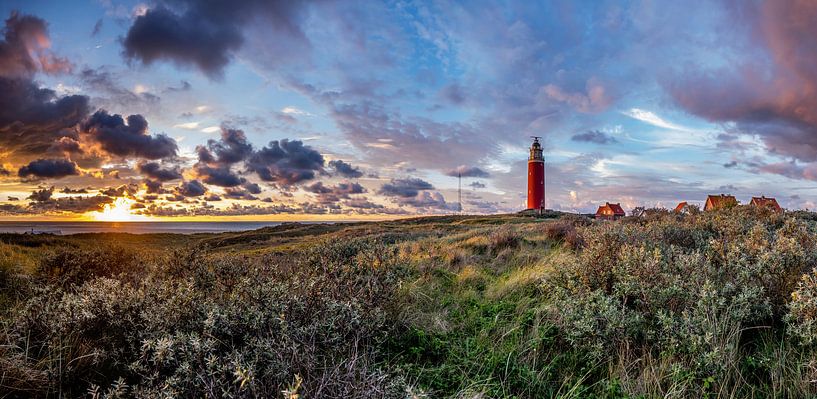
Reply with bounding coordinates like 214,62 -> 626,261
1,0 -> 817,221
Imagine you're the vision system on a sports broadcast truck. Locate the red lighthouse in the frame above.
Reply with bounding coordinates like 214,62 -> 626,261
527,137 -> 545,211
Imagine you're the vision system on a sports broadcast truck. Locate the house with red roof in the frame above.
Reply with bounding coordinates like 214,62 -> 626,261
704,194 -> 737,211
750,196 -> 782,212
674,201 -> 690,214
596,202 -> 626,220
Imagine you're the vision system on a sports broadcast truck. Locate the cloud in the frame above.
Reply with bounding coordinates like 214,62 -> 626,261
0,11 -> 71,78
81,110 -> 178,159
329,102 -> 495,171
196,165 -> 243,187
0,77 -> 90,162
18,158 -> 79,179
223,187 -> 258,200
571,130 -> 618,145
469,181 -> 486,189
305,181 -> 365,203
664,2 -> 817,162
78,67 -> 161,112
99,184 -> 138,197
137,161 -> 182,181
623,108 -> 688,131
198,128 -> 254,165
328,159 -> 363,178
246,139 -> 324,185
144,179 -> 167,194
541,78 -> 612,113
175,180 -> 207,197
343,198 -> 383,209
27,186 -> 53,202
378,178 -> 433,198
91,18 -> 102,36
445,165 -> 490,178
30,195 -> 115,214
122,6 -> 243,78
399,191 -> 455,211
192,128 -> 255,187
121,1 -> 310,78
61,187 -> 88,194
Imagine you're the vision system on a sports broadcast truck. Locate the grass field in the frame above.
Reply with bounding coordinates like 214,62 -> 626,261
2,207 -> 817,398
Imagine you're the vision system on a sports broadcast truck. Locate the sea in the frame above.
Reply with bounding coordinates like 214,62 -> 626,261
0,221 -> 293,235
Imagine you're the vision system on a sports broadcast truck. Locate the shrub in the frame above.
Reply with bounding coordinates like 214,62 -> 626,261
36,245 -> 140,287
543,209 -> 817,394
1,239 -> 409,397
786,270 -> 817,346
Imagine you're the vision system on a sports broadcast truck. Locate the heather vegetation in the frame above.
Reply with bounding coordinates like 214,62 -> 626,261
3,209 -> 817,397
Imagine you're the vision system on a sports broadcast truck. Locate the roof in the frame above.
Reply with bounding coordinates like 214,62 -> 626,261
705,194 -> 737,210
751,196 -> 781,211
596,202 -> 625,216
674,201 -> 688,213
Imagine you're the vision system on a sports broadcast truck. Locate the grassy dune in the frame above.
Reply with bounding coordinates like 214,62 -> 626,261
3,209 -> 817,397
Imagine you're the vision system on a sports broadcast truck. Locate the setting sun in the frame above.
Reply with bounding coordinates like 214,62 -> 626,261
89,198 -> 148,222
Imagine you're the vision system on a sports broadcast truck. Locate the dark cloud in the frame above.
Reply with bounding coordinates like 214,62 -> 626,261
176,180 -> 207,197
49,137 -> 83,154
571,130 -> 618,145
137,161 -> 182,181
723,161 -> 738,168
343,198 -> 383,209
305,181 -> 365,203
196,165 -> 243,187
223,187 -> 258,200
144,179 -> 166,194
121,2 -> 309,78
378,178 -> 433,198
91,19 -> 102,36
328,159 -> 363,178
445,165 -> 490,178
61,187 -> 88,194
469,181 -> 486,189
18,158 -> 79,179
122,6 -> 243,78
81,110 -> 178,159
247,139 -> 324,185
30,195 -> 115,214
198,128 -> 254,165
243,182 -> 262,194
164,80 -> 191,92
0,78 -> 90,162
99,184 -> 138,197
27,186 -> 53,202
193,128 -> 254,187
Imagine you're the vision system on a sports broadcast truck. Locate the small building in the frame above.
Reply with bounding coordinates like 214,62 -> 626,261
704,194 -> 737,211
674,201 -> 690,214
750,196 -> 782,212
596,202 -> 626,220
